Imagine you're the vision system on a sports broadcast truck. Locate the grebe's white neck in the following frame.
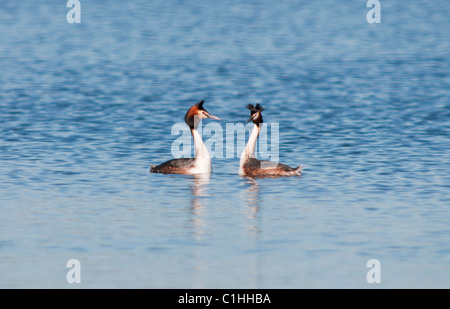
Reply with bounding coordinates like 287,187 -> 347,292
241,123 -> 260,160
191,127 -> 210,160
239,123 -> 260,174
190,127 -> 212,173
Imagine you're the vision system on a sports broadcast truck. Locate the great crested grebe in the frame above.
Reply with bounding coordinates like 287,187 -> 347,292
239,103 -> 302,177
150,100 -> 221,175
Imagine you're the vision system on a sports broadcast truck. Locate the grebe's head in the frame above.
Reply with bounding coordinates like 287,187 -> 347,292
185,100 -> 221,129
246,103 -> 264,126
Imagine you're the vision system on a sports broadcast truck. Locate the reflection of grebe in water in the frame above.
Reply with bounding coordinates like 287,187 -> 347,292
190,173 -> 210,206
188,173 -> 210,238
150,100 -> 221,175
239,104 -> 302,177
243,177 -> 260,219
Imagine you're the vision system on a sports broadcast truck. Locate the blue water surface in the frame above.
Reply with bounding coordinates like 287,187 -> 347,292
0,0 -> 449,288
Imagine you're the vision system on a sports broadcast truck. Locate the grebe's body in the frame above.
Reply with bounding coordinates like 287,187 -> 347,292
150,100 -> 220,175
239,104 -> 302,177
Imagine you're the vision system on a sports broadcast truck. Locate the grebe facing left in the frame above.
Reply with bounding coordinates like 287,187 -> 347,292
150,100 -> 221,175
239,103 -> 302,177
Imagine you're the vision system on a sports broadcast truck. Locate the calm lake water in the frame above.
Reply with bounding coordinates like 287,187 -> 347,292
0,0 -> 449,288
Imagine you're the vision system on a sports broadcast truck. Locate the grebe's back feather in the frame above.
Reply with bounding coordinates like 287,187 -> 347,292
150,158 -> 196,174
242,158 -> 302,177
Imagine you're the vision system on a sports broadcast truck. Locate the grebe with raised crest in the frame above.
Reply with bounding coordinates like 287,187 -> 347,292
150,100 -> 221,175
239,103 -> 302,177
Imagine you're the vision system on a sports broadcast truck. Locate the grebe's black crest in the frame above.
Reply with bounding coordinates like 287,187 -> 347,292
246,103 -> 264,112
254,103 -> 264,112
196,100 -> 205,110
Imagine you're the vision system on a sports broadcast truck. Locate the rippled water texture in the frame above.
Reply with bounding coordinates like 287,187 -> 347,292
0,0 -> 449,288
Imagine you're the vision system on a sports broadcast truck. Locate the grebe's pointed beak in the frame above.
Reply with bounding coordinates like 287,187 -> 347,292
205,112 -> 221,120
247,113 -> 257,122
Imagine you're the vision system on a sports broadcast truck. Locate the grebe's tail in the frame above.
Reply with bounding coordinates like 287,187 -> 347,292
294,165 -> 303,175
